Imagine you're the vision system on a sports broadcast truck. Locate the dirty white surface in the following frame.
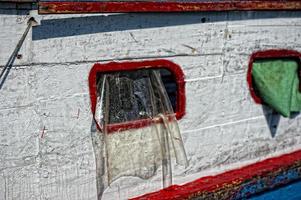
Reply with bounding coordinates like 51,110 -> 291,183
0,4 -> 301,199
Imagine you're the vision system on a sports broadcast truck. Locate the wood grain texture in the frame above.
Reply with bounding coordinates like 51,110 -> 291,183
38,1 -> 301,14
1,9 -> 301,200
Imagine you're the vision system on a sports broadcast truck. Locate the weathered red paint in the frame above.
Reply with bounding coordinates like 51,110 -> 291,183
131,149 -> 301,200
88,59 -> 186,132
105,115 -> 177,132
39,1 -> 301,14
247,49 -> 301,104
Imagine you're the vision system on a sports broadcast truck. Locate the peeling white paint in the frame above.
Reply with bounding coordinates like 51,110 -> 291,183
0,4 -> 301,199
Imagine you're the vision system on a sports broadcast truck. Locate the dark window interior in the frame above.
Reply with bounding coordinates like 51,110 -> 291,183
96,68 -> 178,124
159,69 -> 177,112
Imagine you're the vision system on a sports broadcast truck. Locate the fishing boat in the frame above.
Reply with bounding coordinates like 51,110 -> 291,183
0,0 -> 301,199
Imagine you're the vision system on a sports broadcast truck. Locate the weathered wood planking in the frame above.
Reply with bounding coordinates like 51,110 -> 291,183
131,150 -> 301,200
1,5 -> 301,200
38,0 -> 301,14
0,0 -> 36,2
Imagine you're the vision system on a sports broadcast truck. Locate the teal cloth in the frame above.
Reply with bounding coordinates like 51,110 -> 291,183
252,59 -> 301,117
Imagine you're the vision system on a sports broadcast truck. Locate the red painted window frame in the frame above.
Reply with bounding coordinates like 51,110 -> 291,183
247,49 -> 301,104
88,59 -> 186,132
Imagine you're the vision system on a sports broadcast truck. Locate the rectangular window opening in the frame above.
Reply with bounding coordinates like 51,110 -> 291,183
96,68 -> 178,125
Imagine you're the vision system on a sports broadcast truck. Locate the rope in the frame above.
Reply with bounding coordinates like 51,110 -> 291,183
0,18 -> 35,90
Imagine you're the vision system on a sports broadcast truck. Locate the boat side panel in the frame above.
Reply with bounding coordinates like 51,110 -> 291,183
0,6 -> 301,199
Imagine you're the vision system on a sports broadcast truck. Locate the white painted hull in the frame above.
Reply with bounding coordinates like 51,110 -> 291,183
1,3 -> 301,199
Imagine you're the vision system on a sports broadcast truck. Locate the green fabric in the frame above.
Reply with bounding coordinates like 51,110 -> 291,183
252,59 -> 301,117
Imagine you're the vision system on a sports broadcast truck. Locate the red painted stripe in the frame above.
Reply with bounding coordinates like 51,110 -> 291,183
247,49 -> 301,104
39,1 -> 301,14
106,118 -> 154,133
131,149 -> 301,200
106,115 -> 176,133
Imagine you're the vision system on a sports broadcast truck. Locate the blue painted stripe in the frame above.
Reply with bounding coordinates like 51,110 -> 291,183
234,168 -> 300,199
250,180 -> 301,200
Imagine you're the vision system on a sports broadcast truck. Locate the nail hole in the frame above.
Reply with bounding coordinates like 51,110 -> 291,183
17,54 -> 22,59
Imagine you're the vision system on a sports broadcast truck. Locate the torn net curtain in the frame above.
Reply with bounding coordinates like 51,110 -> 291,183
91,69 -> 188,198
